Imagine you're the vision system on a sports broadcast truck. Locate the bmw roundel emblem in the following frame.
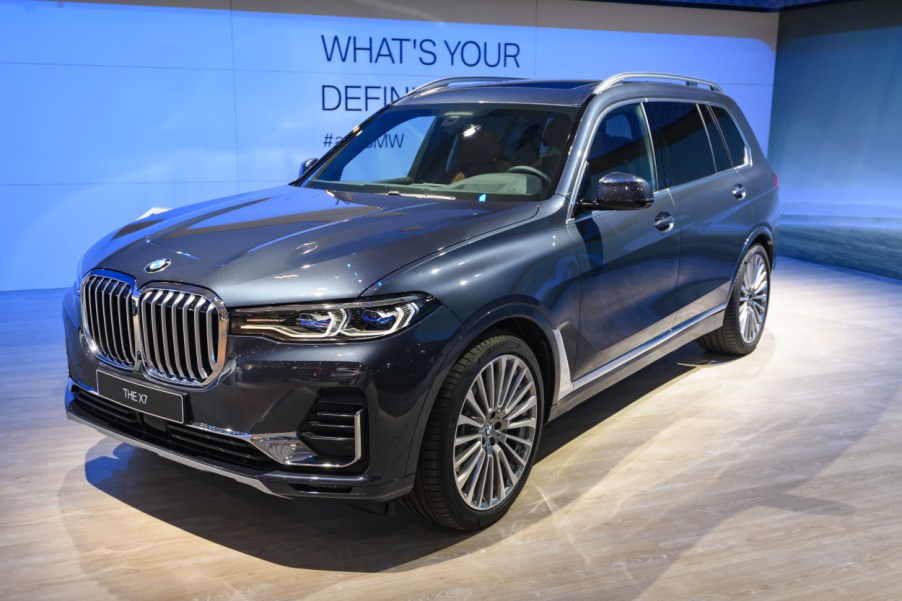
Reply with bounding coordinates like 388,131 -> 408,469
145,258 -> 171,273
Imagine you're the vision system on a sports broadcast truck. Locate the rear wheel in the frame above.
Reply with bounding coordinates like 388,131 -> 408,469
404,333 -> 543,530
699,244 -> 771,355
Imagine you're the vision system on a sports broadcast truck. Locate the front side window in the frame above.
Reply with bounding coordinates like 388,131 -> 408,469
307,103 -> 577,202
645,102 -> 716,188
579,103 -> 656,198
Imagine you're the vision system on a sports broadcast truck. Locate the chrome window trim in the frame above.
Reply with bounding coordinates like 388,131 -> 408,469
566,97 -> 754,211
563,96 -> 755,222
706,102 -> 753,170
696,102 -> 720,177
641,97 -> 753,172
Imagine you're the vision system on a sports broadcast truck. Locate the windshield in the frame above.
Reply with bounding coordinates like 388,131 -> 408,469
306,103 -> 577,202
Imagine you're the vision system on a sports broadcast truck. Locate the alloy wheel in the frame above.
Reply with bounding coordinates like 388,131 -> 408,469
453,354 -> 539,511
738,253 -> 769,343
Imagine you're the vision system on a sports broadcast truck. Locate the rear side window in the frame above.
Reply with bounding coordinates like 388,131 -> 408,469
700,105 -> 731,173
711,105 -> 748,167
645,102 -> 715,188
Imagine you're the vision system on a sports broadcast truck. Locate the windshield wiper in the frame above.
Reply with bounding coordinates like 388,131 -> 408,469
382,190 -> 457,200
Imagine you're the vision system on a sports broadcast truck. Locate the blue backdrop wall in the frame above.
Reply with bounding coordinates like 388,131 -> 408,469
0,0 -> 778,291
769,0 -> 902,279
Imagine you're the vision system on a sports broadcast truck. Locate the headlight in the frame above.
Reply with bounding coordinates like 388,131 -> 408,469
230,294 -> 437,341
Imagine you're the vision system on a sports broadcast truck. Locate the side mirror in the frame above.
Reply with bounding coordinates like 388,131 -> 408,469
578,172 -> 654,211
298,157 -> 318,178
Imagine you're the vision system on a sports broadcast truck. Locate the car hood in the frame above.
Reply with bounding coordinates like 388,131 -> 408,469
83,185 -> 539,306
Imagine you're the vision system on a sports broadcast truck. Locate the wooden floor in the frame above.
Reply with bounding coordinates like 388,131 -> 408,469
2,257 -> 901,601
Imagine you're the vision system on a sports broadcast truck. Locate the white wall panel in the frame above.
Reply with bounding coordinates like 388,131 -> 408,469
0,1 -> 232,69
0,63 -> 238,186
234,70 -> 430,183
0,0 -> 778,290
232,12 -> 538,76
0,182 -> 239,291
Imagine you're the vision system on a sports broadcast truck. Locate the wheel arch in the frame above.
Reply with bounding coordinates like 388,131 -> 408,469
744,226 -> 776,271
403,299 -> 563,476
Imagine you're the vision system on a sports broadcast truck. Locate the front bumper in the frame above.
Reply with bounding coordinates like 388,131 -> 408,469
65,381 -> 414,500
63,286 -> 462,501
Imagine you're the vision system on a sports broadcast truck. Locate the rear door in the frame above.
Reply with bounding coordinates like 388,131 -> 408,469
644,101 -> 751,326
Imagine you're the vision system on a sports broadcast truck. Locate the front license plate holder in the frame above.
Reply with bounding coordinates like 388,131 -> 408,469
96,370 -> 185,423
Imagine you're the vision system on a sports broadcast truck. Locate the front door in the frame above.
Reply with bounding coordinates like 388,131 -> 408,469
568,102 -> 682,380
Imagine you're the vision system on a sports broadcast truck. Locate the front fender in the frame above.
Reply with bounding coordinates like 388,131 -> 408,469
402,300 -> 565,476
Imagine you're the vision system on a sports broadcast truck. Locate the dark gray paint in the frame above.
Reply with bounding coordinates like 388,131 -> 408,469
65,78 -> 779,502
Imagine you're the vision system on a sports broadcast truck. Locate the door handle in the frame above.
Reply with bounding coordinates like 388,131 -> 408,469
654,212 -> 674,232
732,183 -> 747,200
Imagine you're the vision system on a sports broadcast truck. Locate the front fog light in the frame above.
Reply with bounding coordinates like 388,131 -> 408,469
230,294 -> 436,342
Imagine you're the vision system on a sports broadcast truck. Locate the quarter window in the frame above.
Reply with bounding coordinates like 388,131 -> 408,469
579,103 -> 655,198
711,105 -> 748,167
644,102 -> 716,188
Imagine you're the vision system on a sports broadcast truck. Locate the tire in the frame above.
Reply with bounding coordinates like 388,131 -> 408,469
403,333 -> 544,530
698,244 -> 771,355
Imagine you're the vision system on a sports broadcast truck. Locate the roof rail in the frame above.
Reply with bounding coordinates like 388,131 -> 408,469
406,76 -> 523,98
594,72 -> 723,95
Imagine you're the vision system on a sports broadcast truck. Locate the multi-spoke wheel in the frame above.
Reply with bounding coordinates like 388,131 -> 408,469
454,354 -> 538,510
738,252 -> 769,344
699,244 -> 771,355
404,333 -> 544,530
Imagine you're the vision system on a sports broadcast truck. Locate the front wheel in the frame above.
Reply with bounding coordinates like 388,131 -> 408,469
404,333 -> 544,530
699,244 -> 771,355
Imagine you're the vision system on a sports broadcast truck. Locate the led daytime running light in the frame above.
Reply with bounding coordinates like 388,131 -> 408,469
231,295 -> 433,341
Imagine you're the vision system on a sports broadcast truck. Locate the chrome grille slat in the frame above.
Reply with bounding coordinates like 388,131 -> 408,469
139,284 -> 226,387
103,280 -> 120,363
82,271 -> 226,387
170,292 -> 187,380
159,290 -> 175,377
123,283 -> 136,364
181,296 -> 197,381
149,289 -> 164,369
193,298 -> 209,380
206,304 -> 216,374
81,274 -> 136,370
114,282 -> 129,364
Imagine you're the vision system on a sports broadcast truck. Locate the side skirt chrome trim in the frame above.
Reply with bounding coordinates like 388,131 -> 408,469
572,304 -> 727,392
549,304 -> 726,420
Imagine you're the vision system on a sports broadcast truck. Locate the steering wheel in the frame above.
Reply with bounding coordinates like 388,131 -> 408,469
506,165 -> 551,185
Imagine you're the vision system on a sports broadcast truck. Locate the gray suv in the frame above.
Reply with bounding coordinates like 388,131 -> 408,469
64,72 -> 778,530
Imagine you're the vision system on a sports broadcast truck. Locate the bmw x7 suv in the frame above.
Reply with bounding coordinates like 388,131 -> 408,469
64,73 -> 779,530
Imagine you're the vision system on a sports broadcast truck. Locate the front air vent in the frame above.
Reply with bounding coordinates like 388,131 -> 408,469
298,393 -> 366,464
139,285 -> 227,387
81,272 -> 137,369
